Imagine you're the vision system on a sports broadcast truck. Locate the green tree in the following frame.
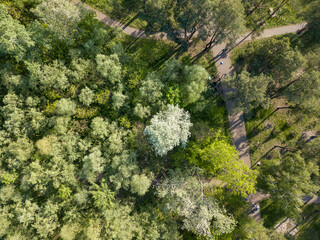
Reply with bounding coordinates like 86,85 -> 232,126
226,71 -> 271,114
144,105 -> 192,156
258,152 -> 319,217
32,0 -> 81,42
56,98 -> 77,116
285,71 -> 320,114
111,91 -> 128,110
187,136 -> 256,197
181,65 -> 209,106
79,87 -> 94,106
96,54 -> 122,85
140,72 -> 164,105
200,0 -> 246,49
130,174 -> 151,196
156,169 -> 237,237
0,4 -> 34,61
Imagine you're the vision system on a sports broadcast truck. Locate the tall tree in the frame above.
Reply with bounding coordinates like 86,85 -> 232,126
226,71 -> 271,114
156,169 -> 237,238
0,4 -> 34,61
200,0 -> 246,49
187,136 -> 257,197
285,71 -> 320,114
258,152 -> 319,217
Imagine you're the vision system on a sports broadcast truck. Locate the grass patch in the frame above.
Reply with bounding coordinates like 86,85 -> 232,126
264,0 -> 306,28
296,205 -> 320,240
245,101 -> 320,166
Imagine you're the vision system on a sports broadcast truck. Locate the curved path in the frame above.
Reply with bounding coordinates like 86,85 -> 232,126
212,23 -> 306,168
72,0 -> 317,224
73,0 -> 306,168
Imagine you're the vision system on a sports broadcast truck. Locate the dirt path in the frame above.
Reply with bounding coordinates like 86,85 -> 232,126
72,0 -> 306,168
72,0 -> 168,40
71,1 -> 310,222
211,23 -> 306,168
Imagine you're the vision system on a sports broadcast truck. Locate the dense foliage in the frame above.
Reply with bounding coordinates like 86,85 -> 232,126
0,0 -> 261,239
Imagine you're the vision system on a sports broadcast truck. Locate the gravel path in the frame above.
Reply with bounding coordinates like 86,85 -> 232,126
71,1 -> 311,222
72,0 -> 306,168
211,22 -> 306,168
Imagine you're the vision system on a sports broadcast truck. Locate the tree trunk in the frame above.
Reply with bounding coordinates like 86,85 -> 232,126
248,106 -> 294,137
246,0 -> 265,17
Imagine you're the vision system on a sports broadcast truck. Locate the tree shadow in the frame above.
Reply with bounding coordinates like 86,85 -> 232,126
119,13 -> 140,30
152,44 -> 183,71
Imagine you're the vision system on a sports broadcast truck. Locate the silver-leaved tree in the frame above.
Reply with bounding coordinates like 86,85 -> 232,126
144,105 -> 192,156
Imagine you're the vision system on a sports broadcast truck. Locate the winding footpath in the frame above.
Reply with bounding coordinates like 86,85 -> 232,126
72,0 -> 312,222
73,0 -> 306,169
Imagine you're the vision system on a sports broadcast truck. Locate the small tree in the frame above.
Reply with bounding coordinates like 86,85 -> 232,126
56,98 -> 77,116
140,72 -> 164,104
96,54 -> 122,85
181,65 -> 209,106
0,5 -> 34,61
130,174 -> 151,196
144,105 -> 192,156
79,87 -> 94,106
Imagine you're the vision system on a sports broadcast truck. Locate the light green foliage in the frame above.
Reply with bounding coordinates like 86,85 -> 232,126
140,72 -> 164,104
0,172 -> 18,185
130,174 -> 151,196
58,185 -> 72,200
5,137 -> 34,169
181,65 -> 209,106
187,137 -> 256,197
94,88 -> 110,105
81,147 -> 105,183
36,135 -> 60,156
108,150 -> 139,190
258,152 -> 319,217
1,93 -> 25,137
100,203 -> 140,239
79,87 -> 94,106
111,91 -> 127,110
60,222 -> 81,240
226,71 -> 271,114
144,105 -> 192,156
165,85 -> 181,105
91,117 -> 110,140
0,4 -> 34,61
69,58 -> 94,83
56,98 -> 77,116
157,169 -> 236,237
133,103 -> 150,119
26,60 -> 70,91
90,181 -> 115,210
96,54 -> 122,85
0,207 -> 10,238
32,0 -> 81,42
